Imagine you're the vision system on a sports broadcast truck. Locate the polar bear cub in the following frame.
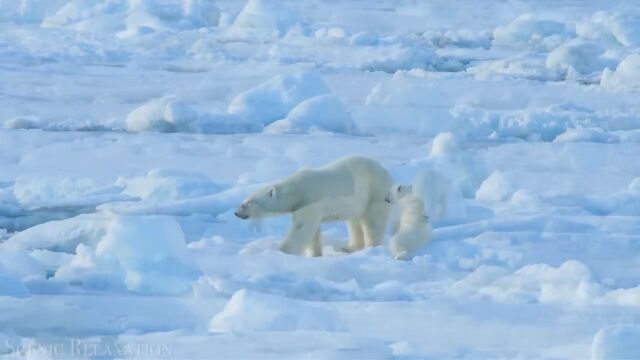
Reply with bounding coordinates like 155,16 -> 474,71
235,156 -> 393,257
386,184 -> 433,260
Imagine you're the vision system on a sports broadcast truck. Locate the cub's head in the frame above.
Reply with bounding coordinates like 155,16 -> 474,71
385,184 -> 413,204
235,185 -> 290,219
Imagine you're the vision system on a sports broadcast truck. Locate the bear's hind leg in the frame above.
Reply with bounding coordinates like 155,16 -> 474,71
346,219 -> 365,252
362,201 -> 390,248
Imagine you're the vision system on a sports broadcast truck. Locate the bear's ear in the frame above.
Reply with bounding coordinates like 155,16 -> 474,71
268,187 -> 276,198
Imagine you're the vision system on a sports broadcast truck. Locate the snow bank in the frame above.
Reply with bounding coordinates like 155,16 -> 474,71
601,54 -> 640,90
591,324 -> 640,360
545,40 -> 612,75
226,0 -> 299,40
228,72 -> 330,128
209,289 -> 343,332
475,171 -> 514,203
553,127 -> 619,143
492,14 -> 573,51
265,94 -> 356,134
55,215 -> 200,294
117,168 -> 224,202
126,97 -> 198,133
577,12 -> 640,47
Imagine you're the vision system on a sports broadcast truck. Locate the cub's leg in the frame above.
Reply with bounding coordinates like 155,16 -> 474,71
362,201 -> 390,248
346,219 -> 365,252
280,204 -> 322,257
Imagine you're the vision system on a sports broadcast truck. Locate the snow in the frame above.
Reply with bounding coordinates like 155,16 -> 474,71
591,324 -> 640,360
226,0 -> 299,40
227,71 -> 331,130
2,0 -> 640,358
209,289 -> 343,332
475,171 -> 514,203
492,14 -> 573,51
601,54 -> 640,89
265,94 -> 357,134
126,97 -> 198,132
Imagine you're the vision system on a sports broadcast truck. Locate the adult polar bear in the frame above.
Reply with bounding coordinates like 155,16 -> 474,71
235,156 -> 393,256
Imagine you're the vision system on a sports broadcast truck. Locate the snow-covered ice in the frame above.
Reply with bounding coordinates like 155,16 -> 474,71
1,0 -> 640,358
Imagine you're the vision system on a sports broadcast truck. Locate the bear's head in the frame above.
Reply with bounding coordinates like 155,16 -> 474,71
235,184 -> 291,219
384,184 -> 413,204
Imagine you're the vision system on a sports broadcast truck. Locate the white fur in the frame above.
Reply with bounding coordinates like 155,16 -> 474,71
236,156 -> 393,256
387,184 -> 433,260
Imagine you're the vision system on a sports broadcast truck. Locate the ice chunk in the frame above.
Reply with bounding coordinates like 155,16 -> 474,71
226,0 -> 298,40
601,54 -> 640,90
209,289 -> 344,332
265,94 -> 356,134
493,14 -> 573,51
553,127 -> 619,143
546,40 -> 612,75
591,324 -> 640,360
126,97 -> 198,132
578,12 -> 640,47
228,72 -> 330,127
54,215 -> 200,294
475,171 -> 514,203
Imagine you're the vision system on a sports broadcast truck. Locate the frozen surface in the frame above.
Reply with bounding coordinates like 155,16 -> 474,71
1,0 -> 640,358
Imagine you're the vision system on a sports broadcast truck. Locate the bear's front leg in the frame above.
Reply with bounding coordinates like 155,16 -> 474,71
280,204 -> 322,257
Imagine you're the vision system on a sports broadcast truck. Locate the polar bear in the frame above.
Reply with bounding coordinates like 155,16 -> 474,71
385,184 -> 433,260
235,156 -> 393,256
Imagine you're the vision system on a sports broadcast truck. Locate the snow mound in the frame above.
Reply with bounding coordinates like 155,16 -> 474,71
553,127 -> 619,143
475,171 -> 514,203
452,260 -> 603,305
492,14 -> 573,51
54,215 -> 200,294
126,97 -> 198,132
591,324 -> 640,360
228,72 -> 330,128
601,54 -> 640,90
0,268 -> 30,298
265,94 -> 356,134
42,0 -> 220,35
209,289 -> 343,332
226,0 -> 298,40
545,40 -> 612,75
118,168 -> 224,202
577,12 -> 640,47
429,132 -> 460,159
